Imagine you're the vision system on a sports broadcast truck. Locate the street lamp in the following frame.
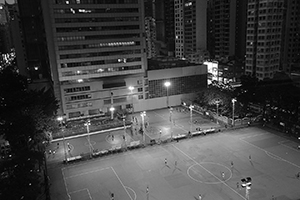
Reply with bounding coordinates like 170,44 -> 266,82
169,107 -> 173,139
164,81 -> 171,107
232,98 -> 237,126
123,118 -> 126,135
84,119 -> 92,157
110,106 -> 115,120
189,105 -> 194,133
140,111 -> 146,144
128,86 -> 134,113
110,92 -> 114,119
215,98 -> 221,124
57,116 -> 67,162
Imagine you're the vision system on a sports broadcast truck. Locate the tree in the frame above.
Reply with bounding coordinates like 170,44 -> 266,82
0,64 -> 58,199
195,84 -> 234,116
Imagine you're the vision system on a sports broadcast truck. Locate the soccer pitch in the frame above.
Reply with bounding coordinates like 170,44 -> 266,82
49,127 -> 300,200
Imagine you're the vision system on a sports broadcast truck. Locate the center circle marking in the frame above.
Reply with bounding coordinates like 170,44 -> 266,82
187,162 -> 232,184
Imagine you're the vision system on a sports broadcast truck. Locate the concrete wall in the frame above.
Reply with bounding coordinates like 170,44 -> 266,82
134,93 -> 196,112
147,64 -> 207,80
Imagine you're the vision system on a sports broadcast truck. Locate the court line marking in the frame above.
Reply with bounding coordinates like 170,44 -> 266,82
63,167 -> 110,179
124,186 -> 137,200
187,163 -> 233,184
69,188 -> 87,194
278,140 -> 300,153
239,133 -> 264,140
171,144 -> 246,199
111,167 -> 134,200
69,188 -> 92,200
239,138 -> 300,169
153,111 -> 188,132
87,189 -> 92,200
61,169 -> 72,200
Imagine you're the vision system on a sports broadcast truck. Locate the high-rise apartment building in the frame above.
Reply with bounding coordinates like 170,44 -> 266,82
175,0 -> 207,63
163,0 -> 175,54
245,0 -> 284,80
207,0 -> 247,60
4,0 -> 52,91
281,0 -> 300,73
174,0 -> 185,59
145,16 -> 156,58
0,3 -> 12,54
17,0 -> 51,82
144,0 -> 156,58
41,0 -> 147,119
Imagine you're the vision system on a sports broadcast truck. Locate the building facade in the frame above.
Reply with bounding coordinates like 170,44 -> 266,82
0,3 -> 12,55
147,58 -> 207,109
41,0 -> 148,119
145,16 -> 156,58
144,0 -> 156,58
174,0 -> 207,63
207,0 -> 247,61
281,0 -> 300,73
245,0 -> 284,80
174,0 -> 185,59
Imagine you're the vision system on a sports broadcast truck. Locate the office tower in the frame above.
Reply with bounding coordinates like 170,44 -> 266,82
175,0 -> 207,63
41,0 -> 147,119
207,0 -> 247,60
245,0 -> 284,80
281,0 -> 300,73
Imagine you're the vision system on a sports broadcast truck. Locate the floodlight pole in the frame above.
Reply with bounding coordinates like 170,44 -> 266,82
57,116 -> 67,162
164,81 -> 171,108
85,119 -> 92,157
169,107 -> 173,139
128,86 -> 134,113
189,105 -> 194,133
140,111 -> 146,144
232,98 -> 237,126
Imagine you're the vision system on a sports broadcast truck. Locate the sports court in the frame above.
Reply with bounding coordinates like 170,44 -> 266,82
50,126 -> 300,200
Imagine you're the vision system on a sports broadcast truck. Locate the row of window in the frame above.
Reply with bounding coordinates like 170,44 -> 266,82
256,66 -> 276,72
66,102 -> 92,110
64,86 -> 90,93
53,8 -> 139,14
60,49 -> 141,59
66,94 -> 92,101
61,57 -> 141,68
57,33 -> 140,42
58,41 -> 140,51
103,82 -> 126,89
55,0 -> 138,4
55,16 -> 139,24
61,65 -> 142,77
247,28 -> 282,34
247,34 -> 281,40
56,25 -> 140,33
